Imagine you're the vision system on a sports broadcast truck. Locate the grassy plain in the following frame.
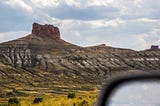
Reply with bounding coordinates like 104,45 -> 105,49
0,91 -> 98,106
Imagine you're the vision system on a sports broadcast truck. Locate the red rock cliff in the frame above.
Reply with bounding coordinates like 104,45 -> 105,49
32,23 -> 60,39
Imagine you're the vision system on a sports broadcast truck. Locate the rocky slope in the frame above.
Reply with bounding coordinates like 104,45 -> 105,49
0,23 -> 159,96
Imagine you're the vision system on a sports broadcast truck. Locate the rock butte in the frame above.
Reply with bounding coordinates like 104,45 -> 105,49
32,23 -> 60,39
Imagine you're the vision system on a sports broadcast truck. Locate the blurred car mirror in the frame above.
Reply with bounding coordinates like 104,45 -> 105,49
98,74 -> 160,106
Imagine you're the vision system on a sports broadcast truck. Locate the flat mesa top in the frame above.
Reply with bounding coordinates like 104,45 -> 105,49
32,23 -> 60,39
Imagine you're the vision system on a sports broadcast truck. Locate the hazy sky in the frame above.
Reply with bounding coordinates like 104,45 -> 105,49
0,0 -> 160,50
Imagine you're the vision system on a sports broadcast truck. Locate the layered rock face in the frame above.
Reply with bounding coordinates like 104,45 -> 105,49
0,23 -> 60,68
0,23 -> 160,95
0,23 -> 63,68
32,23 -> 60,39
0,45 -> 31,68
0,23 -> 160,72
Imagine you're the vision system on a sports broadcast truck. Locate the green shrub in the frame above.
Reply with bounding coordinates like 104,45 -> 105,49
8,97 -> 19,104
33,97 -> 43,104
79,97 -> 82,100
79,100 -> 89,106
67,92 -> 76,99
89,96 -> 92,98
73,102 -> 76,106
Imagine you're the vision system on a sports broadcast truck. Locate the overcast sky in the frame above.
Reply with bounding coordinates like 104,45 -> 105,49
0,0 -> 160,50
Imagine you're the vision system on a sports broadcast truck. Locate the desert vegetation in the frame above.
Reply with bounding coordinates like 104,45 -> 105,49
0,91 -> 97,106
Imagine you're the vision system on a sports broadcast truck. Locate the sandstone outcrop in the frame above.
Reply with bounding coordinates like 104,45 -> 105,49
0,23 -> 75,68
32,23 -> 60,39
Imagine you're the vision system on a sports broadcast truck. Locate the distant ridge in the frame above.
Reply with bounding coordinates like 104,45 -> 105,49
86,44 -> 134,53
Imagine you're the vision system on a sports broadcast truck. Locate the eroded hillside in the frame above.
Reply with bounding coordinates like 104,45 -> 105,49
0,23 -> 159,97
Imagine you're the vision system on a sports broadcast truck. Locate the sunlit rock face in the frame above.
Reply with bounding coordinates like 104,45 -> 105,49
32,23 -> 60,39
